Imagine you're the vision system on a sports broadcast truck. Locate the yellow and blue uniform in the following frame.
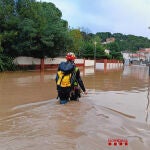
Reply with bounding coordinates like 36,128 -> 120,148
56,61 -> 86,104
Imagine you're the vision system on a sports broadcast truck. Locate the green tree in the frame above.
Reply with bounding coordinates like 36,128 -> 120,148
68,29 -> 84,57
15,0 -> 69,58
0,0 -> 19,54
82,35 -> 107,59
107,42 -> 123,59
0,0 -> 70,58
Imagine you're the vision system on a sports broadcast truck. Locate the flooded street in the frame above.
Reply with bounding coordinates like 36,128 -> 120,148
0,65 -> 150,150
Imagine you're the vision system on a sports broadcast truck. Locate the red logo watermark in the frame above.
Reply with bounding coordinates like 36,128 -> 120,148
108,138 -> 128,146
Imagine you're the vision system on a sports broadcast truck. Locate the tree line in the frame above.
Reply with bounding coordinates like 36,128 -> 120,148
1,0 -> 150,71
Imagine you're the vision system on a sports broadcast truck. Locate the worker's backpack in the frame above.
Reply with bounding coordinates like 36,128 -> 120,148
56,62 -> 75,88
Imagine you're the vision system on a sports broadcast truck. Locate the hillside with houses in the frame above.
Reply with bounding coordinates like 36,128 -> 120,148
97,32 -> 150,65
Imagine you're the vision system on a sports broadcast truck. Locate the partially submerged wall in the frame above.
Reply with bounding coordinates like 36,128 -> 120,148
13,57 -> 123,70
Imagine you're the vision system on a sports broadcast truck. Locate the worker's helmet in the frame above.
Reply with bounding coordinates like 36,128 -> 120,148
66,52 -> 76,61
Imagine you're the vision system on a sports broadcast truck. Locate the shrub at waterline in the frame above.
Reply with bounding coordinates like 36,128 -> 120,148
0,54 -> 17,71
0,54 -> 37,71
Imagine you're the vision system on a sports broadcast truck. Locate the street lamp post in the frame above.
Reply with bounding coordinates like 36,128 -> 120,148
94,41 -> 97,67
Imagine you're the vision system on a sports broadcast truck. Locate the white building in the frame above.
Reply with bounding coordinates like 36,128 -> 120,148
121,51 -> 131,65
104,49 -> 110,55
138,48 -> 150,62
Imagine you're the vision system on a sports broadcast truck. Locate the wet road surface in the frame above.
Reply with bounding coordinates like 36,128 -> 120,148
0,65 -> 150,150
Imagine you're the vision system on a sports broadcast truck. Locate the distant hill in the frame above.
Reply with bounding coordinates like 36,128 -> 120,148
96,32 -> 150,52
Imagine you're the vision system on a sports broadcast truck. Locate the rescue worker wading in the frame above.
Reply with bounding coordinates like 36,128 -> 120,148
55,52 -> 87,104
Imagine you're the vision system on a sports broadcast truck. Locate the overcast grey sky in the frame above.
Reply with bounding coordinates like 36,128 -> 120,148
39,0 -> 150,38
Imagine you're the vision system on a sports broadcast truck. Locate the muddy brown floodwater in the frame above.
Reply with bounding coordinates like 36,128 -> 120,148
0,65 -> 150,150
